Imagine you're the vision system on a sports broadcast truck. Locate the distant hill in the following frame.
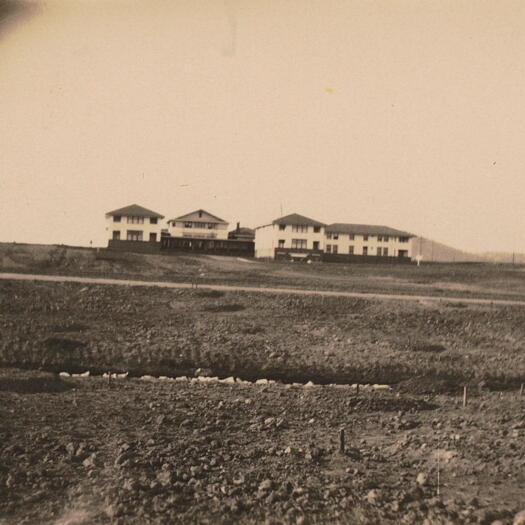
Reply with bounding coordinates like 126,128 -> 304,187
410,237 -> 486,263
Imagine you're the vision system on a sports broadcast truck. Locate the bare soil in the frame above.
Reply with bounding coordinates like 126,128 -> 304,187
1,280 -> 524,389
0,371 -> 524,525
0,272 -> 524,524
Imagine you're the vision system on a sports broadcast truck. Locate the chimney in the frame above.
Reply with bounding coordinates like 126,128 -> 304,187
236,222 -> 240,232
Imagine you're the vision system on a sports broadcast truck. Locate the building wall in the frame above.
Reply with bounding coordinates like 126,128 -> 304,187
254,224 -> 276,258
324,233 -> 412,258
255,223 -> 325,259
169,222 -> 229,240
105,215 -> 164,243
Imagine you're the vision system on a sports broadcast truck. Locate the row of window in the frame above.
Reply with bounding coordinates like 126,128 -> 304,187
279,224 -> 321,233
326,245 -> 390,255
326,233 -> 409,242
278,239 -> 321,249
181,221 -> 218,229
113,216 -> 158,225
112,231 -> 157,242
280,240 -> 408,257
278,227 -> 409,243
182,233 -> 217,239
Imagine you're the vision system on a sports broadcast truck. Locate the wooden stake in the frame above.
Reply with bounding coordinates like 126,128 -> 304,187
462,386 -> 467,408
356,384 -> 359,396
107,371 -> 111,386
437,434 -> 441,497
339,428 -> 345,454
520,383 -> 523,396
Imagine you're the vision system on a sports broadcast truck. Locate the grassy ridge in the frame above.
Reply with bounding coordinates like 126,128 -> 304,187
1,280 -> 524,391
2,242 -> 525,300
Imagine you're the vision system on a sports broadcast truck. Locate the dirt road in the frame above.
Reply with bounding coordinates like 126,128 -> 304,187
1,271 -> 524,307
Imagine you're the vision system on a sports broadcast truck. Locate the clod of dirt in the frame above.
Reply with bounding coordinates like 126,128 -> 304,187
416,473 -> 428,486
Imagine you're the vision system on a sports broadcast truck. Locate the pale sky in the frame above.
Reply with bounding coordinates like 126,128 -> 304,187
1,0 -> 525,252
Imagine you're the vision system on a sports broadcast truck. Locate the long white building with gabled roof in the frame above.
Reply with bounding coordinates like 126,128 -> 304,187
255,213 -> 414,261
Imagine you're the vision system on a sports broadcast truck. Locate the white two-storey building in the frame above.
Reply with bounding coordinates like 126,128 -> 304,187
167,209 -> 229,240
324,224 -> 413,258
105,204 -> 165,243
254,213 -> 326,259
255,213 -> 414,261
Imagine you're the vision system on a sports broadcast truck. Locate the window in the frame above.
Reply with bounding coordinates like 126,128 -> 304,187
383,247 -> 389,256
127,216 -> 144,224
363,246 -> 368,255
207,223 -> 217,229
278,239 -> 285,248
399,236 -> 409,243
326,244 -> 332,253
150,217 -> 158,225
326,233 -> 333,240
398,250 -> 409,257
112,231 -> 120,240
349,234 -> 355,240
313,241 -> 319,250
113,216 -> 121,223
377,248 -> 382,256
291,239 -> 307,249
363,235 -> 369,241
292,224 -> 308,233
349,246 -> 354,255
377,236 -> 383,242
333,234 -> 339,240
332,245 -> 338,254
127,230 -> 143,241
313,226 -> 321,233
184,222 -> 193,228
149,233 -> 157,242
384,236 -> 389,242
279,224 -> 286,231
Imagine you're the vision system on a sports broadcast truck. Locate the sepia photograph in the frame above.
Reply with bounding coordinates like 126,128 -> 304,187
1,0 -> 524,523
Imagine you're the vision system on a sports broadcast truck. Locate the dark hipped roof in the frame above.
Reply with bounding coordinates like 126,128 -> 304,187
168,209 -> 228,224
272,213 -> 325,227
229,227 -> 255,235
106,204 -> 164,219
326,223 -> 414,237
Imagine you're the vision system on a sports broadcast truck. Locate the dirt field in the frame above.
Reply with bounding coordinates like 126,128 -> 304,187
1,264 -> 524,524
1,371 -> 524,525
1,280 -> 524,389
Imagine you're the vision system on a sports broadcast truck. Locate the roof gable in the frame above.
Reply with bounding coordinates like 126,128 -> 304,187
106,204 -> 164,219
326,223 -> 413,237
169,209 -> 228,224
272,213 -> 325,227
